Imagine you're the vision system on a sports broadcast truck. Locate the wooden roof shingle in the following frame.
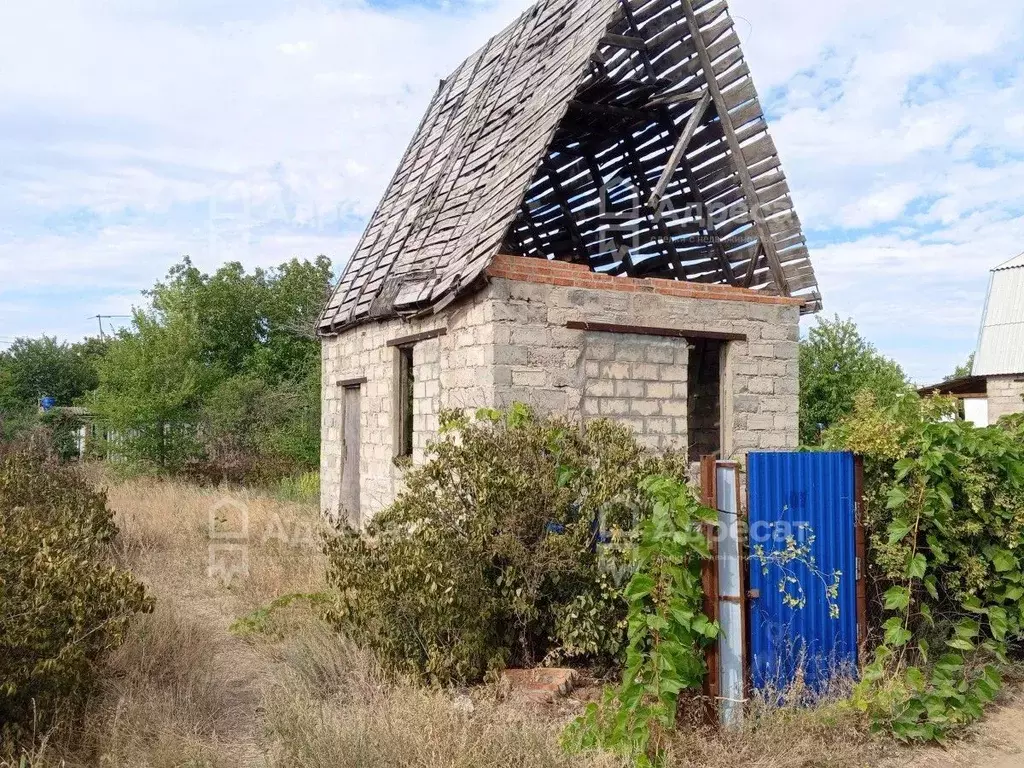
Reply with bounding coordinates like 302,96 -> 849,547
319,0 -> 821,334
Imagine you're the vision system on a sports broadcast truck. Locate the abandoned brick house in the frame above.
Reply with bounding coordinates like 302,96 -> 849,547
317,0 -> 822,524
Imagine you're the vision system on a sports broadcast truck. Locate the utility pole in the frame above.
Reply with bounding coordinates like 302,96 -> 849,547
90,315 -> 131,340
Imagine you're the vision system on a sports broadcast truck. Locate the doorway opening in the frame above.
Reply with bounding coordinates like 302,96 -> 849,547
688,339 -> 724,463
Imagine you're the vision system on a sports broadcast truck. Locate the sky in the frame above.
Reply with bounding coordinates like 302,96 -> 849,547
1,0 -> 1023,383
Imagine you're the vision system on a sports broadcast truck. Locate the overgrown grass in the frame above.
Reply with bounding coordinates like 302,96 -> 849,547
5,468 -> 1018,768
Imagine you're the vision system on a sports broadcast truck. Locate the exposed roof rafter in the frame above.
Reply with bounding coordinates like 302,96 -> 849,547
318,0 -> 821,335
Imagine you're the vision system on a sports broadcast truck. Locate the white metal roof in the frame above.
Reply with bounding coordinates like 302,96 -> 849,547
973,256 -> 1024,376
994,252 -> 1024,271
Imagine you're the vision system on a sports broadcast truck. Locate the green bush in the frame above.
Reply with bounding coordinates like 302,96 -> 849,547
825,393 -> 1024,740
323,405 -> 689,685
0,448 -> 152,752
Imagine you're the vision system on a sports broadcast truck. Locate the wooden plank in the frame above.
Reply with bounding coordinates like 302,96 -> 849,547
567,320 -> 747,341
648,91 -> 711,207
385,327 -> 449,348
600,32 -> 648,51
680,0 -> 789,293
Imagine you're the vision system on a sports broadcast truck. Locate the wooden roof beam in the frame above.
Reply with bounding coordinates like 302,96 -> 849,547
600,33 -> 648,51
679,0 -> 790,294
648,91 -> 711,209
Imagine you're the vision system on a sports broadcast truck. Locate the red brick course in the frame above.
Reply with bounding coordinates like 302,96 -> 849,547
485,254 -> 806,308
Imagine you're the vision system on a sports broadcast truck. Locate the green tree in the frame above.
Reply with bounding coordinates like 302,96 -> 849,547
87,312 -> 209,469
0,336 -> 105,442
799,315 -> 911,444
0,336 -> 101,409
946,352 -> 975,381
87,256 -> 332,475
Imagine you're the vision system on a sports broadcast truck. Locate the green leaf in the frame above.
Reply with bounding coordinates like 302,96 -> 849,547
888,517 -> 913,544
991,549 -> 1017,574
884,586 -> 911,611
906,553 -> 927,580
946,637 -> 975,652
886,487 -> 909,511
625,574 -> 655,599
883,617 -> 912,647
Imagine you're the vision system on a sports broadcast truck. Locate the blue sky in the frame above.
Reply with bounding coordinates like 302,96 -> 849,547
1,0 -> 1023,383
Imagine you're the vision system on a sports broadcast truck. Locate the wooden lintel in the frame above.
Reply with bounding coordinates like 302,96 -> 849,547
566,320 -> 746,342
385,327 -> 447,347
648,91 -> 711,209
336,376 -> 368,387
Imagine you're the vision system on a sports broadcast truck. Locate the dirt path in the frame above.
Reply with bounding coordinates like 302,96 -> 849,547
886,694 -> 1024,768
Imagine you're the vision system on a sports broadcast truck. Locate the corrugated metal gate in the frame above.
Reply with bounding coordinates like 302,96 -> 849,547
746,452 -> 862,693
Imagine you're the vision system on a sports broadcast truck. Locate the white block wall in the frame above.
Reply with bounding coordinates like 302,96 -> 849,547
321,272 -> 801,523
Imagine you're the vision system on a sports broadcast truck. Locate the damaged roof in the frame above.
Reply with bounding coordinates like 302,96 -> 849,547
319,0 -> 821,335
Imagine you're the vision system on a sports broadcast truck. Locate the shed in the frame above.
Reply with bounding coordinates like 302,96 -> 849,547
318,0 -> 821,524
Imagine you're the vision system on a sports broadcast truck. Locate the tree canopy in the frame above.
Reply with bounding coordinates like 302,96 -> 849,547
946,353 -> 976,382
87,256 -> 332,475
798,315 -> 912,444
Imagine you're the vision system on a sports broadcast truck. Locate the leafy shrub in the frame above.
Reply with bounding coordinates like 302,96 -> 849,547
323,405 -> 689,685
0,448 -> 152,752
825,393 -> 1024,740
564,476 -> 719,767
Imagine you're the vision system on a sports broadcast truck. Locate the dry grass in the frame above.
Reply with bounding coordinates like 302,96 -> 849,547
7,469 -> 1020,768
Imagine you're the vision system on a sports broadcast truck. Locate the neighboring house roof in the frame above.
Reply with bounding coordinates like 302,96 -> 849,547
318,0 -> 821,335
974,254 -> 1024,376
994,252 -> 1024,271
916,375 -> 988,399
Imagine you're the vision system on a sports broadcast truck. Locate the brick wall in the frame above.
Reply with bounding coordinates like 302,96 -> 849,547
321,255 -> 803,523
321,297 -> 496,524
581,334 -> 688,452
484,256 -> 802,456
988,375 -> 1024,422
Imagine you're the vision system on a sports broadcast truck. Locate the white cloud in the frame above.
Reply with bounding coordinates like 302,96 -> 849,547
0,0 -> 1022,383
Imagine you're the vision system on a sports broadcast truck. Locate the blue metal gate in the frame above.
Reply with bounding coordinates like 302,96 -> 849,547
746,452 -> 859,693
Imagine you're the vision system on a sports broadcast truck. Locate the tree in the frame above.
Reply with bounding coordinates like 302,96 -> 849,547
0,336 -> 101,409
87,312 -> 209,469
799,315 -> 911,444
945,353 -> 975,381
87,256 -> 332,475
0,336 -> 104,442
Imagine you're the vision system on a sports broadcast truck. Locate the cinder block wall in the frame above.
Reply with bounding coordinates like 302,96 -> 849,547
321,255 -> 803,523
988,376 -> 1024,422
321,297 -> 497,524
483,256 -> 802,456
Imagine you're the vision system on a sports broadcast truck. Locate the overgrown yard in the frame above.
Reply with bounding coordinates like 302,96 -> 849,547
6,472 -> 1023,767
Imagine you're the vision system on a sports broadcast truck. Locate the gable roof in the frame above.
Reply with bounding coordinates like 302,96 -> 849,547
974,254 -> 1024,377
319,0 -> 820,334
994,252 -> 1024,271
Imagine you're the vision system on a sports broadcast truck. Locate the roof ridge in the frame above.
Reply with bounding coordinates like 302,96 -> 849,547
318,0 -> 820,334
993,252 -> 1024,271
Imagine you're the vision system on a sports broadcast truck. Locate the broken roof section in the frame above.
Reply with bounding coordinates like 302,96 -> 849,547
319,0 -> 821,335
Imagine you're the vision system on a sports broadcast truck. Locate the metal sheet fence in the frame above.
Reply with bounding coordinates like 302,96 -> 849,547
746,451 -> 859,693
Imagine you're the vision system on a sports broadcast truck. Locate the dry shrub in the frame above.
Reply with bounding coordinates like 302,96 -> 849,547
263,623 -> 625,768
665,677 -> 894,768
75,603 -> 236,766
0,450 -> 150,754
